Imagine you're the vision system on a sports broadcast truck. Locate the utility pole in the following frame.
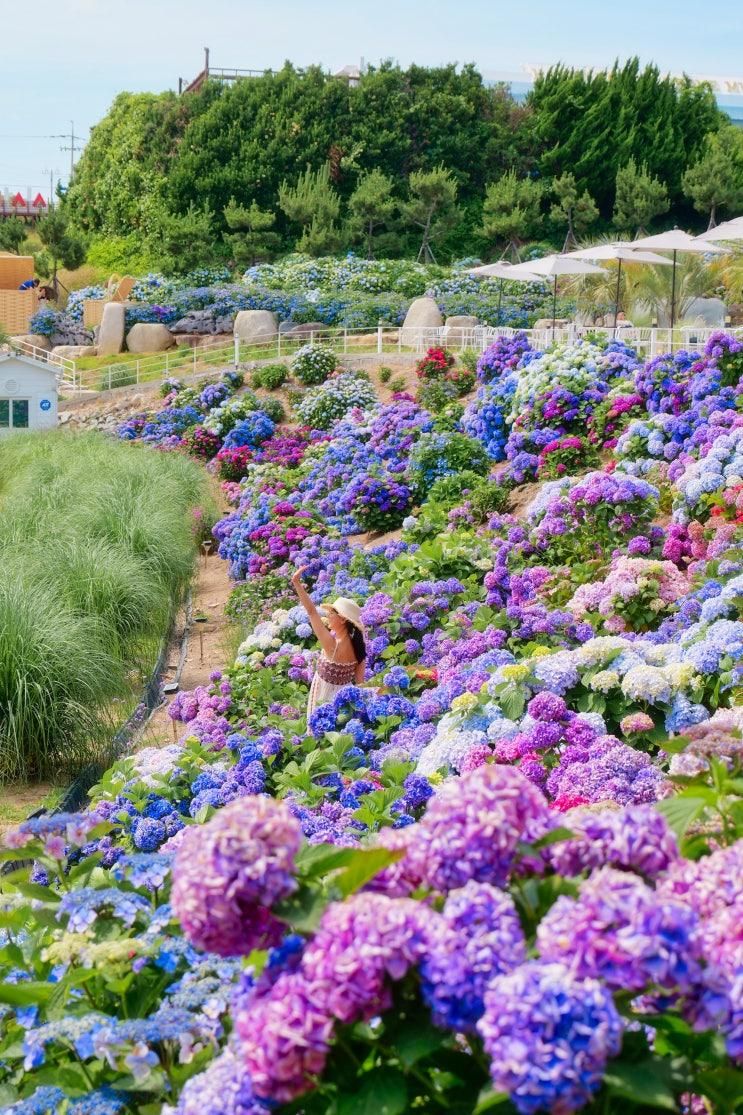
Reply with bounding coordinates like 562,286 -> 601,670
59,121 -> 83,181
43,168 -> 59,208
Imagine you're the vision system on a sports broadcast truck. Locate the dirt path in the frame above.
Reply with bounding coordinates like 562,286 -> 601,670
139,552 -> 235,748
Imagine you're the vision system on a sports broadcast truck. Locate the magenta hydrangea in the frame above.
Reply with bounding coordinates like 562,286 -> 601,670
171,797 -> 301,956
236,973 -> 333,1103
477,960 -> 623,1114
300,893 -> 428,1023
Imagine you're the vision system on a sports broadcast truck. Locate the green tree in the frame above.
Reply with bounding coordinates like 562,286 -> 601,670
36,209 -> 86,292
527,59 -> 723,213
402,166 -> 460,263
481,171 -> 543,259
223,199 -> 280,267
550,173 -> 598,250
613,158 -> 670,235
0,217 -> 27,254
682,126 -> 743,228
347,170 -> 396,258
278,164 -> 341,254
148,202 -> 220,276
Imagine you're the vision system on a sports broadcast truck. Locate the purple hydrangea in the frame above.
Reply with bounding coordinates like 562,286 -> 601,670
420,881 -> 526,1030
167,1045 -> 269,1114
477,960 -> 623,1114
548,805 -> 680,879
414,765 -> 552,892
537,867 -> 704,993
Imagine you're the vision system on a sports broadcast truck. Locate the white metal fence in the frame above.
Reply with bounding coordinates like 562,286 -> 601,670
19,323 -> 743,395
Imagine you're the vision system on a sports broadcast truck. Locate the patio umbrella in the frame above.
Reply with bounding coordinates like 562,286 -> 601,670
696,216 -> 743,242
467,260 -> 544,325
507,254 -> 605,336
567,242 -> 673,334
628,229 -> 727,329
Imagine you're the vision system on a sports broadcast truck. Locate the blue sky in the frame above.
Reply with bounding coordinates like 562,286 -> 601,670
2,0 -> 742,197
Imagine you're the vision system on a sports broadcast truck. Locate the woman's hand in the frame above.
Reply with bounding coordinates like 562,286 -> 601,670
291,565 -> 307,588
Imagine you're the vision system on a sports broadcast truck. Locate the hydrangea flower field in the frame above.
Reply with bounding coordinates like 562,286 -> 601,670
2,330 -> 743,1115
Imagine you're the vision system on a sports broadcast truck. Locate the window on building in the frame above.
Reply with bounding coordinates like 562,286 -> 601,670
0,399 -> 30,428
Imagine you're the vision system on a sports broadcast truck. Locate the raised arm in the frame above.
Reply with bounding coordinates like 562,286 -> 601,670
291,567 -> 335,657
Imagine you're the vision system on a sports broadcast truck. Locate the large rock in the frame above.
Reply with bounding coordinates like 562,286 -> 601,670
125,324 -> 176,353
11,333 -> 51,351
233,310 -> 277,344
171,309 -> 235,335
444,314 -> 479,341
52,345 -> 98,358
97,302 -> 126,356
283,320 -> 327,339
401,297 -> 443,345
50,327 -> 94,347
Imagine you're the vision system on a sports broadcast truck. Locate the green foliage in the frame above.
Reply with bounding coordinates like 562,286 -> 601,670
36,209 -> 86,287
481,171 -> 543,257
279,165 -> 341,254
0,432 -> 212,781
613,158 -> 670,235
291,343 -> 337,385
257,395 -> 286,424
402,166 -> 460,263
0,216 -> 26,254
682,125 -> 743,227
527,59 -> 724,213
86,233 -> 159,275
550,172 -> 599,249
252,362 -> 289,390
148,201 -> 222,275
347,169 -> 398,258
378,365 -> 393,384
223,198 -> 280,266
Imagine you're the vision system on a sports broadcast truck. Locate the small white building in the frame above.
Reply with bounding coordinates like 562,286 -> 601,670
0,351 -> 58,435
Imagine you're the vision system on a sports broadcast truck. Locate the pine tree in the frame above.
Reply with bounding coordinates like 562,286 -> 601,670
36,209 -> 86,292
613,159 -> 670,235
682,126 -> 743,228
223,199 -> 280,267
278,165 -> 341,254
549,173 -> 598,250
347,170 -> 396,258
481,172 -> 543,259
401,166 -> 460,264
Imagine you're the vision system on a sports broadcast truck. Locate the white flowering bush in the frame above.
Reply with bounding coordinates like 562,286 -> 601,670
295,372 -> 376,430
291,344 -> 337,386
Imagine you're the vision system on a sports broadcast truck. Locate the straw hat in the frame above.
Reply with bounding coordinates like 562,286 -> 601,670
325,597 -> 365,633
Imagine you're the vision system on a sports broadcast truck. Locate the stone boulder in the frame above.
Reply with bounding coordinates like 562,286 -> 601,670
533,318 -> 569,330
50,326 -> 94,347
233,310 -> 277,344
52,345 -> 99,359
283,320 -> 327,339
444,314 -> 479,341
97,302 -> 126,356
400,297 -> 443,345
11,333 -> 51,351
171,309 -> 235,335
126,324 -> 176,353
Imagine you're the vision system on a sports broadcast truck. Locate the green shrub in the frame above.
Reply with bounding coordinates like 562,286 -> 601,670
378,365 -> 393,384
459,348 -> 479,375
258,396 -> 286,424
417,378 -> 459,413
0,432 -> 214,782
409,430 -> 491,496
100,363 -> 137,390
253,362 -> 288,390
295,372 -> 376,430
388,375 -> 407,393
291,343 -> 337,385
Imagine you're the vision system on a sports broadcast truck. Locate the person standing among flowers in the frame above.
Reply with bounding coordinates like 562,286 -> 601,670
291,566 -> 366,718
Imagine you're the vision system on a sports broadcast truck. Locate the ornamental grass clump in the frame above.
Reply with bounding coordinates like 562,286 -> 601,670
0,431 -> 213,781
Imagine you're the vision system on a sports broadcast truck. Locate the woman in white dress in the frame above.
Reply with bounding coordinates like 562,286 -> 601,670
290,566 -> 366,720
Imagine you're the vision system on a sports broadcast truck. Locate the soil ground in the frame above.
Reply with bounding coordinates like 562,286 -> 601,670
139,550 -> 236,748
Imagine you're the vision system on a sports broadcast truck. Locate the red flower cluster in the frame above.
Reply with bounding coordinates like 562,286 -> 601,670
415,347 -> 455,381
